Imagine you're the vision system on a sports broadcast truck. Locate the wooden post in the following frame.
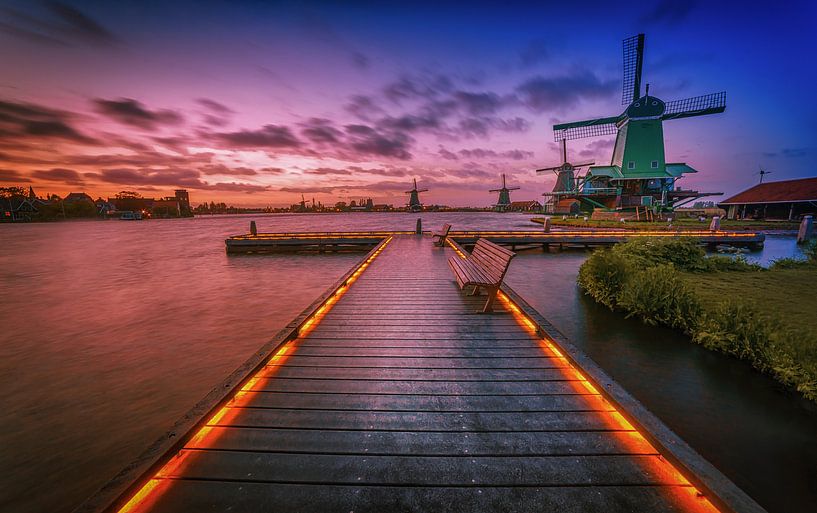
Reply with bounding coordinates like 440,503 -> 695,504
709,216 -> 720,232
250,220 -> 257,236
415,218 -> 422,234
542,216 -> 551,233
797,215 -> 813,244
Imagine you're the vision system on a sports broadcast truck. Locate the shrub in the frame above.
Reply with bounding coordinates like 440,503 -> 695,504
770,257 -> 810,270
617,264 -> 702,332
611,238 -> 706,270
577,248 -> 631,309
804,240 -> 817,263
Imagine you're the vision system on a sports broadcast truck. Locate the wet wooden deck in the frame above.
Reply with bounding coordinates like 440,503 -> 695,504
81,235 -> 764,513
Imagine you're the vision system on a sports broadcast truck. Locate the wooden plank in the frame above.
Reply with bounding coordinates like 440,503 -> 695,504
199,427 -> 656,455
249,378 -> 583,395
240,392 -> 613,412
259,367 -> 573,381
163,451 -> 684,486
145,481 -> 713,513
214,409 -> 624,432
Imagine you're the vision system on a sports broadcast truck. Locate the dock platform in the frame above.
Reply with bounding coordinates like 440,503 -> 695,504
79,235 -> 765,513
225,228 -> 765,253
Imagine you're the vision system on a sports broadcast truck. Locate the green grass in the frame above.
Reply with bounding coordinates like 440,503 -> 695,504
532,217 -> 799,231
684,268 -> 817,380
577,238 -> 817,401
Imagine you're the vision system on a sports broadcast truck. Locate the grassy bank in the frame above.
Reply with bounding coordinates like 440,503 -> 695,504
577,238 -> 817,401
532,217 -> 799,232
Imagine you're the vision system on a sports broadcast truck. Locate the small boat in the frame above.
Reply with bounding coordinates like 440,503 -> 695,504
119,211 -> 143,220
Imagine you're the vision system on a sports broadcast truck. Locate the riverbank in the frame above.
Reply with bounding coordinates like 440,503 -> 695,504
532,216 -> 799,232
577,238 -> 817,401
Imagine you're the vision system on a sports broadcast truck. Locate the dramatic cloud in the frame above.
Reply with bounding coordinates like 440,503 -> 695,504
453,91 -> 512,115
383,73 -> 454,104
196,98 -> 234,127
516,71 -> 617,113
344,95 -> 385,121
212,124 -> 301,149
579,139 -> 615,159
300,118 -> 343,144
344,124 -> 413,160
32,167 -> 85,185
0,99 -> 95,144
457,148 -> 534,160
94,98 -> 182,129
457,116 -> 530,138
0,169 -> 31,182
0,1 -> 119,47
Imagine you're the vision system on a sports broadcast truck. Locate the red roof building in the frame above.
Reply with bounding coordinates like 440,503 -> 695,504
718,177 -> 817,220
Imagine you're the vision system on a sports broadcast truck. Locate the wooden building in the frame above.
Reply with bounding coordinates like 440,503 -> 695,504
719,177 -> 817,220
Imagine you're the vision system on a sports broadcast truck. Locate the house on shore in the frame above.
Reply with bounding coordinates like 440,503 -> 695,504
507,200 -> 542,212
718,177 -> 817,220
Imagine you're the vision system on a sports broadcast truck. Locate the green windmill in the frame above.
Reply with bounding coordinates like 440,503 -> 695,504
405,178 -> 428,213
490,174 -> 520,212
549,34 -> 726,213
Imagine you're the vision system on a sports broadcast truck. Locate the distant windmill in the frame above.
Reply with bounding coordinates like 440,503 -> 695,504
405,178 -> 428,213
536,139 -> 594,212
490,174 -> 520,212
756,166 -> 773,184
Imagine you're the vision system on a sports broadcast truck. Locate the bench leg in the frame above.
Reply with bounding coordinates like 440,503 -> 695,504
482,287 -> 498,313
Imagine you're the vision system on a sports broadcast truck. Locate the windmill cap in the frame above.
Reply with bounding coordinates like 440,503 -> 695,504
626,95 -> 665,118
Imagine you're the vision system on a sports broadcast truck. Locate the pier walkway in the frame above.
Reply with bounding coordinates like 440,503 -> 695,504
83,235 -> 763,513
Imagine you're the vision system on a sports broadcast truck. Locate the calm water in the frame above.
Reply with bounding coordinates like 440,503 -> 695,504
1,213 -> 814,513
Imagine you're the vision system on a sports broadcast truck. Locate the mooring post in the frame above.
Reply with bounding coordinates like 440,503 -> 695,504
542,216 -> 551,233
797,215 -> 813,244
709,216 -> 720,232
250,220 -> 257,236
415,218 -> 422,235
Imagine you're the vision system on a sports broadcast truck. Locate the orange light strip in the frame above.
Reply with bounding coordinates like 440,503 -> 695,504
115,237 -> 392,513
445,238 -> 718,512
494,290 -> 719,512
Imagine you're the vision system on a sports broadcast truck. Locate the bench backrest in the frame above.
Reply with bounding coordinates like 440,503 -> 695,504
469,238 -> 515,283
439,223 -> 451,235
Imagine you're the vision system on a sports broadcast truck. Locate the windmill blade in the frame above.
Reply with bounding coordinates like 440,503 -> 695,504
572,161 -> 595,168
489,188 -> 501,192
553,115 -> 621,141
536,166 -> 562,174
622,34 -> 644,105
662,91 -> 726,120
507,186 -> 521,191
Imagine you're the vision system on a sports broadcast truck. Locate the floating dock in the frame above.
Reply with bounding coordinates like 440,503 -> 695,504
225,227 -> 765,253
79,234 -> 765,513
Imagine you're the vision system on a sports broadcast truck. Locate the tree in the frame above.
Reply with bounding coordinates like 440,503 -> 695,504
0,186 -> 28,198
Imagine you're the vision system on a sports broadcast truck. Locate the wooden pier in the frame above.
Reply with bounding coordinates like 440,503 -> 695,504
79,235 -> 765,513
225,228 -> 765,253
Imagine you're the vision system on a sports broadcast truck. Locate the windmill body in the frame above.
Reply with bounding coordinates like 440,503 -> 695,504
405,178 -> 428,212
490,174 -> 520,212
546,34 -> 725,213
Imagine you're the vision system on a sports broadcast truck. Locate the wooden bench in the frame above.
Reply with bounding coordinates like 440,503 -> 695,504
447,238 -> 515,312
432,223 -> 452,246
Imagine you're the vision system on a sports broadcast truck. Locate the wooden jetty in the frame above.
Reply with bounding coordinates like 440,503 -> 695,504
225,227 -> 764,253
78,235 -> 765,513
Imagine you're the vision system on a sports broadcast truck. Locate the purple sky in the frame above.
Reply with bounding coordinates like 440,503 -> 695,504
1,0 -> 815,206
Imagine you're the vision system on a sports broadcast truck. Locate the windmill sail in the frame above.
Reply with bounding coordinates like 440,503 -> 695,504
622,34 -> 644,105
553,115 -> 621,141
662,91 -> 726,120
